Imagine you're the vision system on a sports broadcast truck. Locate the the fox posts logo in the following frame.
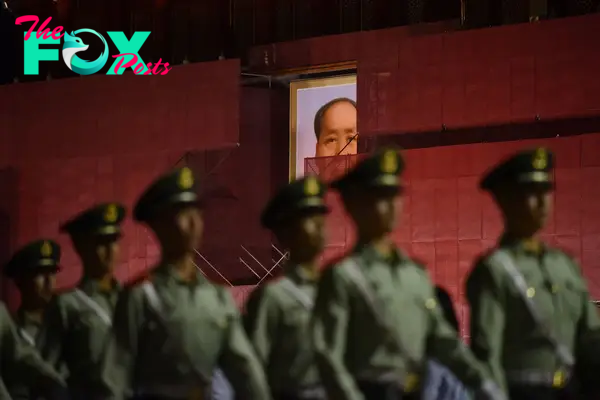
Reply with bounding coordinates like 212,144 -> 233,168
16,15 -> 172,76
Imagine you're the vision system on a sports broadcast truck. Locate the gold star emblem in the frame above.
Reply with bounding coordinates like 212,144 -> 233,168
532,148 -> 548,170
304,176 -> 320,196
40,241 -> 52,257
178,167 -> 194,189
104,204 -> 118,223
381,150 -> 398,174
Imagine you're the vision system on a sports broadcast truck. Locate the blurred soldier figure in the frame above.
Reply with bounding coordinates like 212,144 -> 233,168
0,242 -> 67,398
311,148 -> 505,400
102,167 -> 271,400
39,203 -> 126,399
466,148 -> 600,400
244,176 -> 329,400
422,287 -> 470,400
4,239 -> 61,399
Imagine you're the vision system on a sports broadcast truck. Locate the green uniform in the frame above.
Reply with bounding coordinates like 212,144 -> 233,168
246,175 -> 330,399
467,240 -> 600,393
38,203 -> 126,398
467,148 -> 600,399
8,309 -> 43,399
0,302 -> 65,398
102,167 -> 271,400
104,266 -> 270,399
2,239 -> 67,399
312,148 -> 502,400
40,278 -> 121,394
313,246 -> 497,400
245,267 -> 322,398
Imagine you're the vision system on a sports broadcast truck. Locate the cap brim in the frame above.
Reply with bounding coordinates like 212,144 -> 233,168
136,191 -> 202,222
263,203 -> 330,230
485,173 -> 554,193
5,263 -> 60,278
338,181 -> 403,198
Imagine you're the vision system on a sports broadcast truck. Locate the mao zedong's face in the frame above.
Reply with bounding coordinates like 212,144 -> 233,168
315,101 -> 358,158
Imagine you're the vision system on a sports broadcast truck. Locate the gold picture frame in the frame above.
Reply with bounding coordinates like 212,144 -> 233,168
289,74 -> 357,181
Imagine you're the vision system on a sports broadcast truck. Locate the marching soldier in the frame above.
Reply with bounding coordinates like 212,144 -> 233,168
0,242 -> 67,398
4,239 -> 61,399
244,176 -> 329,400
39,203 -> 126,399
466,148 -> 600,400
311,148 -> 505,400
102,167 -> 271,400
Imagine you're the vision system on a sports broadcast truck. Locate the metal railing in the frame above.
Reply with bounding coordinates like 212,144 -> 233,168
194,243 -> 289,287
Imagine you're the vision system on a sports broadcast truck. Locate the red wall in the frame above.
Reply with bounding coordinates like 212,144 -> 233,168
0,61 -> 240,308
250,14 -> 600,136
314,133 -> 600,336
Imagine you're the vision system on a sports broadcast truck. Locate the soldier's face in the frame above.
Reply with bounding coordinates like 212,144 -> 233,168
349,192 -> 400,236
33,272 -> 57,302
94,236 -> 121,273
172,206 -> 204,251
501,186 -> 552,232
290,213 -> 326,257
19,272 -> 56,303
75,235 -> 121,274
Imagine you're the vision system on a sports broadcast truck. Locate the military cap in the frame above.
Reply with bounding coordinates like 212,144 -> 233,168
261,175 -> 329,230
3,239 -> 60,278
60,203 -> 126,236
480,148 -> 554,191
134,167 -> 200,222
331,147 -> 404,193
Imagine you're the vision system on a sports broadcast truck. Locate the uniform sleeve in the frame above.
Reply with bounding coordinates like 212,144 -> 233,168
218,287 -> 272,400
0,303 -> 66,392
568,258 -> 600,359
311,266 -> 364,400
38,296 -> 68,371
423,277 -> 494,391
466,259 -> 507,393
101,288 -> 144,400
243,285 -> 280,367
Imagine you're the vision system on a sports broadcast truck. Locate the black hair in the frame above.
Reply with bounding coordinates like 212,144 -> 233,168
313,97 -> 357,140
435,286 -> 459,332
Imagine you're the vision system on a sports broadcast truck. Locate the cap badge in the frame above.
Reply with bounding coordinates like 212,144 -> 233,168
304,176 -> 320,196
532,148 -> 548,170
104,204 -> 118,223
40,241 -> 52,257
178,167 -> 194,189
381,150 -> 398,174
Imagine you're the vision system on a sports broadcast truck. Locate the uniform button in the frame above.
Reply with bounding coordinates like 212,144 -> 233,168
526,287 -> 536,298
425,298 -> 436,310
551,284 -> 559,294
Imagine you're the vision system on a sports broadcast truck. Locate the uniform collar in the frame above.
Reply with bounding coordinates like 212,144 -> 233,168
155,264 -> 208,286
285,264 -> 319,284
354,242 -> 404,265
79,276 -> 121,295
499,234 -> 545,256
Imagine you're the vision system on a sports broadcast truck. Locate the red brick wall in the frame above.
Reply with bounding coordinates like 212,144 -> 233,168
0,60 -> 240,309
250,14 -> 600,137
